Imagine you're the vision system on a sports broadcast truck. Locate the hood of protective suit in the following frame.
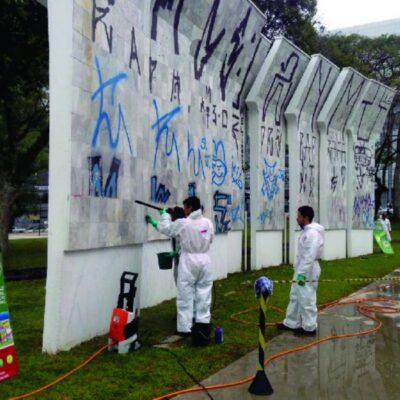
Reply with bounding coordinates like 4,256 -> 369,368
188,209 -> 202,220
304,222 -> 324,233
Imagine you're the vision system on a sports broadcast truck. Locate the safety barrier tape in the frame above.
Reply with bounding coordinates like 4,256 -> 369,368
271,276 -> 400,284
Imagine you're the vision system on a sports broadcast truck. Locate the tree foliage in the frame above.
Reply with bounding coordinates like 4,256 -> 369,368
252,0 -> 320,53
0,0 -> 48,267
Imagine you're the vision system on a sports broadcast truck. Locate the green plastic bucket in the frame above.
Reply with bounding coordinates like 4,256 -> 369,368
157,252 -> 173,270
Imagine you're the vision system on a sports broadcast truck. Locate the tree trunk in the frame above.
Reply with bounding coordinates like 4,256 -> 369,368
0,179 -> 16,270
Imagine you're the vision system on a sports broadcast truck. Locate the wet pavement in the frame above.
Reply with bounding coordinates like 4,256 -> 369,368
173,270 -> 400,400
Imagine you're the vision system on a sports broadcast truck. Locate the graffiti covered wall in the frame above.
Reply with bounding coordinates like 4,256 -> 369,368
247,38 -> 309,231
68,0 -> 270,249
346,80 -> 395,229
317,68 -> 366,230
286,55 -> 339,217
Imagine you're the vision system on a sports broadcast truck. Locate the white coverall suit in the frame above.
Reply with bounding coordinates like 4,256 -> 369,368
283,222 -> 324,332
380,218 -> 391,241
158,209 -> 214,333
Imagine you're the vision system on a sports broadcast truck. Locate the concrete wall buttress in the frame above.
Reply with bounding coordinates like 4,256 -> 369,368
285,55 -> 340,263
246,37 -> 310,269
316,68 -> 367,259
345,80 -> 395,257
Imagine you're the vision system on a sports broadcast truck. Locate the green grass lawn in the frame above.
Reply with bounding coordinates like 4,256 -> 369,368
2,228 -> 400,399
8,238 -> 47,270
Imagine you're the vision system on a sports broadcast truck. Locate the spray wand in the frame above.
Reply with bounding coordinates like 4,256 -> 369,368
135,200 -> 185,220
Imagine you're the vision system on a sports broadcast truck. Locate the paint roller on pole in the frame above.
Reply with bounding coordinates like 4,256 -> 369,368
249,276 -> 274,396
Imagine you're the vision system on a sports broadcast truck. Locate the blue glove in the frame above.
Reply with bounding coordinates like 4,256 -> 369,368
145,214 -> 158,228
159,208 -> 167,216
297,274 -> 306,286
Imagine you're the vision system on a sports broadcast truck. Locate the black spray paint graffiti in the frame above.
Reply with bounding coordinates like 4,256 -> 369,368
88,155 -> 121,198
330,165 -> 346,192
232,114 -> 240,154
129,26 -> 141,75
298,59 -> 334,133
92,0 -> 115,54
194,0 -> 226,80
356,86 -> 390,141
213,191 -> 232,233
261,126 -> 282,158
299,132 -> 317,198
150,176 -> 171,203
232,35 -> 262,110
149,57 -> 157,93
327,73 -> 365,135
188,182 -> 196,197
200,97 -> 228,129
262,52 -> 300,124
325,74 -> 366,196
219,7 -> 251,101
354,140 -> 374,190
170,70 -> 181,103
151,0 -> 184,55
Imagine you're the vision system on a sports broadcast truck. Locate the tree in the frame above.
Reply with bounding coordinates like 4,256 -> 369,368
252,0 -> 321,53
0,0 -> 48,268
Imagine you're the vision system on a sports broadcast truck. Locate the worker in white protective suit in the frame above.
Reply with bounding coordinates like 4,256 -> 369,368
380,213 -> 392,242
146,196 -> 214,336
277,205 -> 324,335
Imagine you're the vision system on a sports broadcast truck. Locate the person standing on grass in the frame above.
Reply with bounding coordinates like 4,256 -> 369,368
277,205 -> 324,335
146,196 -> 214,336
380,213 -> 392,242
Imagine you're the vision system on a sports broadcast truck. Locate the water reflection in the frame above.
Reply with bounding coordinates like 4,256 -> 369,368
173,281 -> 400,400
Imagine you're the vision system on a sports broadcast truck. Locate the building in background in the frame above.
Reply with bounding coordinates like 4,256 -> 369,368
332,18 -> 400,37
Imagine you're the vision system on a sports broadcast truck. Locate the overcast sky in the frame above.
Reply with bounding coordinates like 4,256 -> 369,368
316,0 -> 400,30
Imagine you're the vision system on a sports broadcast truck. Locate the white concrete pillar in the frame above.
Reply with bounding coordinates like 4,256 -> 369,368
345,80 -> 395,257
246,37 -> 309,269
285,55 -> 339,263
317,68 -> 367,259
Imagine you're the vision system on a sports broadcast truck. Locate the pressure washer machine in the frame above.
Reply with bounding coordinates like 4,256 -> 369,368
108,272 -> 141,354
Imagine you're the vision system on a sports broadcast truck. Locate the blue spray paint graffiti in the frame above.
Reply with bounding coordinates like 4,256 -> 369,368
213,191 -> 232,233
353,193 -> 374,228
231,160 -> 243,190
230,204 -> 244,224
151,99 -> 181,172
91,56 -> 133,155
88,155 -> 121,198
258,210 -> 273,225
261,159 -> 285,201
150,175 -> 171,203
187,132 -> 210,180
212,139 -> 227,186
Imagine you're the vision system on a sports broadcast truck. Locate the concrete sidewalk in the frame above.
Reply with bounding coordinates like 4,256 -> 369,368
173,270 -> 400,400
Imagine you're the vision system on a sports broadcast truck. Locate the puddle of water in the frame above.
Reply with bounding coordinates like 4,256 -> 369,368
172,281 -> 400,400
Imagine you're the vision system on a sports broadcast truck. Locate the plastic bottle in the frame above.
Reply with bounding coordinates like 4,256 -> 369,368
214,325 -> 223,344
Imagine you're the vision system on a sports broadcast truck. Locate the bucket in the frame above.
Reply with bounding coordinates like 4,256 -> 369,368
157,252 -> 174,270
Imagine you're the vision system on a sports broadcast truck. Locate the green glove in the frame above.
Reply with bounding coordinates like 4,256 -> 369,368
145,214 -> 158,228
159,208 -> 167,216
167,251 -> 179,257
297,274 -> 306,286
